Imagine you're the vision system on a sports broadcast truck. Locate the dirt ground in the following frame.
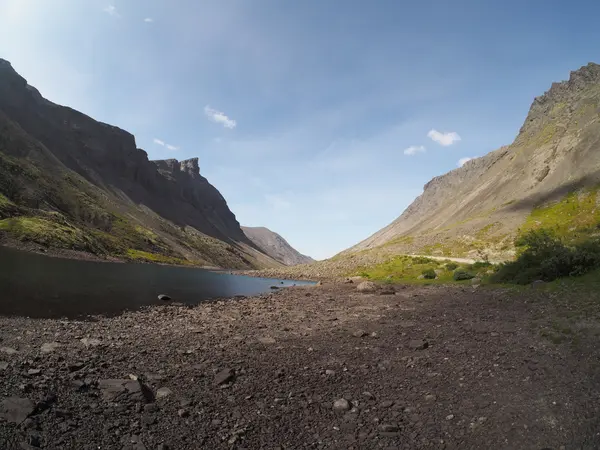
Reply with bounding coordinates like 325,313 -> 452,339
1,282 -> 599,449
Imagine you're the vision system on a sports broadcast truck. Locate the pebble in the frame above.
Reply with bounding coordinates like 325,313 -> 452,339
425,394 -> 437,402
408,340 -> 429,350
325,369 -> 336,376
215,368 -> 235,386
156,387 -> 173,399
352,330 -> 368,338
0,346 -> 18,355
177,408 -> 190,418
158,294 -> 172,301
41,342 -> 62,353
446,414 -> 454,420
333,398 -> 351,412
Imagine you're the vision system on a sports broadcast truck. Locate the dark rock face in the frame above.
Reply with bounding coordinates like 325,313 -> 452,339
0,59 -> 275,268
242,226 -> 314,266
0,59 -> 246,243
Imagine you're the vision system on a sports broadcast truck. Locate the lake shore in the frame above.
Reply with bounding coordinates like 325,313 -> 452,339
1,282 -> 598,449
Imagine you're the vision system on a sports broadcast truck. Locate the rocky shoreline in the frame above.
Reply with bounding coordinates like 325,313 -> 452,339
1,282 -> 599,449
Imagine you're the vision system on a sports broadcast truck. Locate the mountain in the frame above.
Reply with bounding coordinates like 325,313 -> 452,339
242,226 -> 314,266
344,62 -> 600,261
0,58 -> 281,269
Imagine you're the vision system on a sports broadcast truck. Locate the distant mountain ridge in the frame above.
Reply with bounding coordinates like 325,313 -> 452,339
344,62 -> 600,260
0,58 -> 281,269
242,226 -> 314,266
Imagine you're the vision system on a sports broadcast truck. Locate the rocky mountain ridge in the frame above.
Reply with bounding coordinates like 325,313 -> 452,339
0,58 -> 281,269
346,62 -> 600,260
242,226 -> 314,266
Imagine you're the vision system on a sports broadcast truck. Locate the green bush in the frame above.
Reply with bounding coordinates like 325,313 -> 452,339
491,229 -> 600,284
421,268 -> 436,279
453,269 -> 475,281
444,262 -> 459,271
469,261 -> 493,271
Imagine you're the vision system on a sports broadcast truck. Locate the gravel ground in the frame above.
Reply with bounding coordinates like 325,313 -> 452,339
1,282 -> 599,449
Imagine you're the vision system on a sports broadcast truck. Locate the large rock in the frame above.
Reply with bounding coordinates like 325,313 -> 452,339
97,379 -> 154,403
0,396 -> 35,424
356,281 -> 378,293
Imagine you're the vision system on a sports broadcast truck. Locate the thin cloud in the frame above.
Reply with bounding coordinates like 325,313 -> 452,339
458,157 -> 473,167
153,138 -> 179,151
204,105 -> 237,129
403,145 -> 426,156
144,18 -> 154,23
428,129 -> 461,146
103,5 -> 120,18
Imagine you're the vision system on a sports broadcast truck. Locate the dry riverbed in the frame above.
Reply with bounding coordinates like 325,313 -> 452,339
1,282 -> 599,449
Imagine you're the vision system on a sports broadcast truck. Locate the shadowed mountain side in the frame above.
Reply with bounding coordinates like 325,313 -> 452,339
0,58 -> 278,269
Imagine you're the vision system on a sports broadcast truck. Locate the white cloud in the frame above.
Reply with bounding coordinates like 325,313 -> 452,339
265,194 -> 291,211
427,129 -> 461,146
204,105 -> 237,129
153,138 -> 179,151
458,157 -> 473,167
143,18 -> 154,23
103,5 -> 120,18
403,145 -> 426,156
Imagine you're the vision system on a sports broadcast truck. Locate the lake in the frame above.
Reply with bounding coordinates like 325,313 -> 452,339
0,246 -> 313,319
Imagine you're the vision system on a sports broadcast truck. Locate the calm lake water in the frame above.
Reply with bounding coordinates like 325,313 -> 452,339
0,246 -> 313,319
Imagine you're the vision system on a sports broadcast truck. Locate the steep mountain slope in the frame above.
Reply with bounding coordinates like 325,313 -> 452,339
0,58 -> 281,269
242,226 -> 314,265
344,62 -> 600,261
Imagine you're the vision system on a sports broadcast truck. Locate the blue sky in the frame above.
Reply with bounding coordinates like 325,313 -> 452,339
1,0 -> 600,260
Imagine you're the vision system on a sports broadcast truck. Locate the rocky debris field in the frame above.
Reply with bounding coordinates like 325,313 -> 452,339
1,282 -> 600,449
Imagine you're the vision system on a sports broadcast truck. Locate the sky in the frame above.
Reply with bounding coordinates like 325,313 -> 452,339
1,0 -> 600,260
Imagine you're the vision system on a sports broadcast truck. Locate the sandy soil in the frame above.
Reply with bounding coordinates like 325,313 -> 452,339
1,282 -> 599,449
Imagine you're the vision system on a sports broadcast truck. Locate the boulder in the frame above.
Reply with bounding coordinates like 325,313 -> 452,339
158,294 -> 171,301
356,281 -> 378,293
97,379 -> 153,403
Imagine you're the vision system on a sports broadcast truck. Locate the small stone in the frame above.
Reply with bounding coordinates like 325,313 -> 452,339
531,280 -> 545,289
333,398 -> 351,412
425,394 -> 437,402
356,281 -> 378,292
80,338 -> 101,348
67,362 -> 85,372
158,294 -> 171,301
258,337 -> 276,345
325,369 -> 336,376
352,330 -> 368,338
446,414 -> 454,420
408,340 -> 429,350
144,403 -> 159,413
179,398 -> 193,408
379,424 -> 399,432
27,369 -> 42,376
0,396 -> 35,424
215,368 -> 235,386
41,342 -> 62,353
379,289 -> 396,296
0,361 -> 8,370
157,445 -> 170,450
177,408 -> 189,418
380,400 -> 394,408
0,346 -> 18,355
270,286 -> 280,290
156,387 -> 173,399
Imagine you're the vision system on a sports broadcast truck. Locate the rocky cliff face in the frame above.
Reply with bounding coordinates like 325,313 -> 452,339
242,226 -> 314,266
346,62 -> 600,260
0,58 -> 280,269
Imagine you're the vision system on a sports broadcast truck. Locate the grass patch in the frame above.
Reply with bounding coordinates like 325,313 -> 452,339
519,186 -> 600,243
0,216 -> 101,251
125,249 -> 193,265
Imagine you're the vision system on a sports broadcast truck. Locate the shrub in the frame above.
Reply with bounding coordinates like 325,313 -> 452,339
444,262 -> 459,271
421,268 -> 436,279
453,269 -> 475,281
469,261 -> 493,271
491,229 -> 600,284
